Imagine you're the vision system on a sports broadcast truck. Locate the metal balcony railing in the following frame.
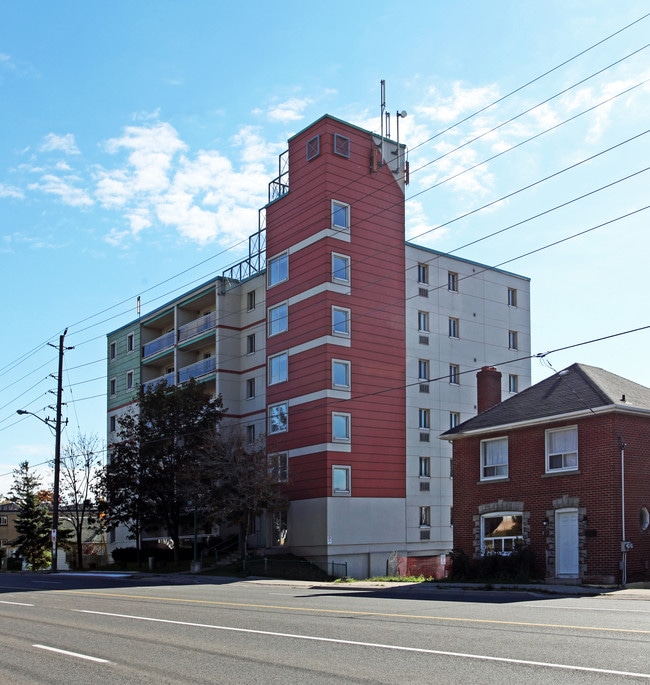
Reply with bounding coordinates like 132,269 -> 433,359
142,331 -> 175,359
178,312 -> 217,343
178,356 -> 216,384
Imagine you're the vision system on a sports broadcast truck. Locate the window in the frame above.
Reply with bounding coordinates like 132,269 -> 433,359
127,332 -> 135,353
269,452 -> 288,483
509,374 -> 518,393
417,311 -> 429,332
246,425 -> 256,444
268,303 -> 288,336
306,134 -> 320,160
268,352 -> 288,385
247,290 -> 256,311
126,371 -> 134,390
332,307 -> 350,336
109,377 -> 116,396
449,317 -> 459,338
332,200 -> 350,230
482,514 -> 523,554
418,408 -> 430,430
332,465 -> 351,495
272,511 -> 288,546
418,359 -> 429,381
481,437 -> 508,480
449,411 -> 460,429
246,334 -> 255,355
508,287 -> 518,307
449,364 -> 460,385
332,359 -> 351,388
333,133 -> 350,158
417,263 -> 429,284
641,507 -> 650,532
109,415 -> 117,433
546,426 -> 578,472
0,516 -> 7,526
268,402 -> 288,434
419,456 -> 431,478
109,341 -> 117,360
448,271 -> 458,292
420,506 -> 431,527
246,378 -> 255,399
508,330 -> 518,350
332,412 -> 351,442
332,253 -> 350,283
268,252 -> 288,287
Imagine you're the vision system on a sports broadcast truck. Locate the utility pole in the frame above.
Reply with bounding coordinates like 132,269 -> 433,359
49,328 -> 72,572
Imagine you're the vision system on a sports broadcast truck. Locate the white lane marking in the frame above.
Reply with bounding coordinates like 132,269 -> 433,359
76,610 -> 650,679
532,604 -> 650,614
0,600 -> 34,606
33,644 -> 110,663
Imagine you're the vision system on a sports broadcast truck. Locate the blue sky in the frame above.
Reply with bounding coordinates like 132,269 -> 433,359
1,1 -> 649,495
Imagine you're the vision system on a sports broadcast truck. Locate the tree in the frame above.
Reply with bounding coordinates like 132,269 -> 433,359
10,462 -> 52,571
211,428 -> 288,566
58,432 -> 103,570
105,380 -> 225,566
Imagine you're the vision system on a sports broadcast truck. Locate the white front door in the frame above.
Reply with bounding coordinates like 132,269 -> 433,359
555,509 -> 579,577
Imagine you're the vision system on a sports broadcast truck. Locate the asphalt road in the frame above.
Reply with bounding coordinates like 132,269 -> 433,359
0,573 -> 649,684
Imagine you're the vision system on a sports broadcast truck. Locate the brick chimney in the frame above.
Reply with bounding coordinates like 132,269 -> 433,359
477,366 -> 502,413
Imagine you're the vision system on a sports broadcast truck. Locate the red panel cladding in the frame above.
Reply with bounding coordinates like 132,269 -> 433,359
265,116 -> 406,501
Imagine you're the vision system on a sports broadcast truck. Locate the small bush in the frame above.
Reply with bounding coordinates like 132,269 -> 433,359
449,545 -> 538,583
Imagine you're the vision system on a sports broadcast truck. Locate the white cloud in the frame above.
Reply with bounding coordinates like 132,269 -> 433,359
267,97 -> 311,123
0,183 -> 24,199
28,174 -> 93,207
40,133 -> 80,155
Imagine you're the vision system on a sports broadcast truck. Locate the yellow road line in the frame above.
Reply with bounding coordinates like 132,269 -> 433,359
61,590 -> 650,635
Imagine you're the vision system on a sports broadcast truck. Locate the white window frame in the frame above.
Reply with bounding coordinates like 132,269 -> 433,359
332,306 -> 350,336
419,456 -> 431,478
508,330 -> 518,350
419,506 -> 431,527
509,374 -> 519,393
126,332 -> 135,353
267,252 -> 288,288
246,424 -> 255,444
109,341 -> 117,360
268,302 -> 288,336
268,352 -> 288,385
246,334 -> 255,355
449,317 -> 459,339
449,364 -> 460,385
546,426 -> 578,472
417,311 -> 429,332
126,370 -> 134,390
417,263 -> 429,285
109,415 -> 117,433
332,252 -> 350,283
448,271 -> 458,292
269,452 -> 289,483
508,287 -> 518,307
268,402 -> 288,434
332,412 -> 351,442
332,465 -> 351,495
332,359 -> 351,389
481,436 -> 508,480
449,411 -> 460,429
247,290 -> 256,311
417,359 -> 429,381
418,408 -> 430,430
481,513 -> 523,554
246,377 -> 255,400
109,377 -> 117,396
331,200 -> 350,231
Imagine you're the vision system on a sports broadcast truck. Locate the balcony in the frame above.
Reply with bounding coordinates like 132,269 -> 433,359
143,371 -> 176,392
178,312 -> 217,343
143,331 -> 175,359
178,356 -> 217,384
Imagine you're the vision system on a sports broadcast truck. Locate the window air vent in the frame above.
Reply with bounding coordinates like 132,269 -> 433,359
418,287 -> 428,298
419,335 -> 429,346
419,481 -> 430,492
419,383 -> 430,393
420,530 -> 431,540
419,433 -> 430,442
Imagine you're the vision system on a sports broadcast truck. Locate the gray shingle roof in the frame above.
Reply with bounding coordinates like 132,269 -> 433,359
443,363 -> 650,437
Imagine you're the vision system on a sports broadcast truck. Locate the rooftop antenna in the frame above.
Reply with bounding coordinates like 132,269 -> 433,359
380,80 -> 386,162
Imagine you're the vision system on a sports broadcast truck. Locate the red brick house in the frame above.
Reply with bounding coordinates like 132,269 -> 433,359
442,364 -> 650,585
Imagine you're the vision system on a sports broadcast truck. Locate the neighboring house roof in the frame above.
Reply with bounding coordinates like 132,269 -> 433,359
443,363 -> 650,438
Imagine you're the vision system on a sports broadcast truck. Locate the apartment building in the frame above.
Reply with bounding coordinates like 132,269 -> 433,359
107,114 -> 531,577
